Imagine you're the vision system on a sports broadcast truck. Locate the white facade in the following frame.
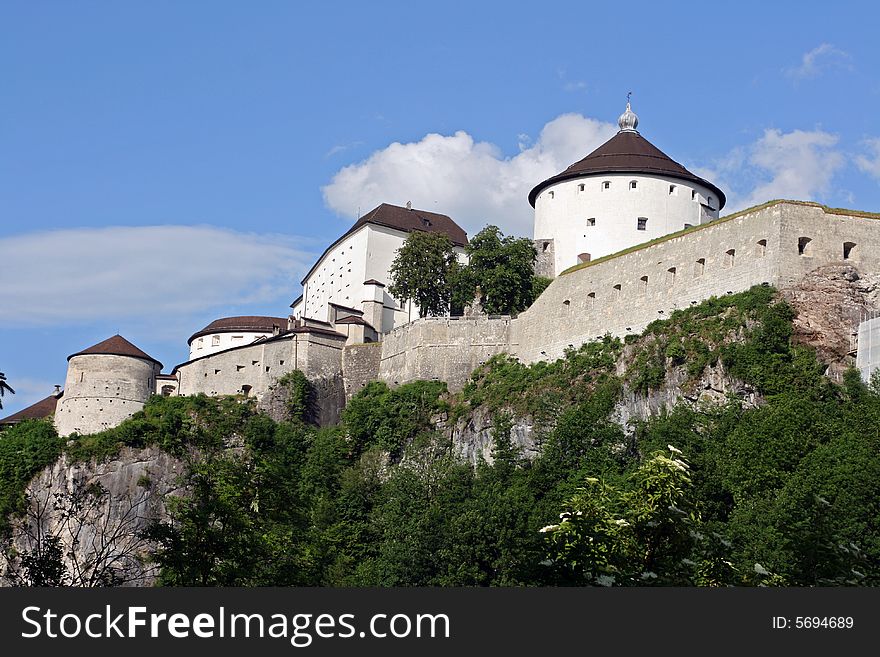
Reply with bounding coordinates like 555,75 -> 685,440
189,330 -> 279,360
534,173 -> 720,276
292,223 -> 466,332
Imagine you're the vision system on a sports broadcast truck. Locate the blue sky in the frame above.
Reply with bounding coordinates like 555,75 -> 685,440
2,0 -> 880,415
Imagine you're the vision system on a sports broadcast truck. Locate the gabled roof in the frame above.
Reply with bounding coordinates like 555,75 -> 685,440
188,316 -> 289,346
0,393 -> 61,425
69,335 -> 162,368
301,203 -> 467,284
528,130 -> 725,209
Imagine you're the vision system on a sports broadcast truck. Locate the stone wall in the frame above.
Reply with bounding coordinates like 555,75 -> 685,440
342,342 -> 382,400
514,202 -> 880,363
378,316 -> 514,392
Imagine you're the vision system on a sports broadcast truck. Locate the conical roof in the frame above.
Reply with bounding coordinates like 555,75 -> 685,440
68,335 -> 162,367
528,130 -> 725,208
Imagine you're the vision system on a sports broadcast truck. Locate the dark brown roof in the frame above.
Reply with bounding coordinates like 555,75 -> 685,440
334,315 -> 375,329
363,279 -> 385,287
301,203 -> 467,284
188,316 -> 289,346
0,393 -> 60,425
528,131 -> 725,209
69,335 -> 162,368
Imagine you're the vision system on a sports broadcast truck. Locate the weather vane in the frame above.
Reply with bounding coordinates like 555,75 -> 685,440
627,91 -> 632,104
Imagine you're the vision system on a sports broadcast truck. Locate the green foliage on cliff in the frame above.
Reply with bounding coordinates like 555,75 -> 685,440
0,419 -> 64,533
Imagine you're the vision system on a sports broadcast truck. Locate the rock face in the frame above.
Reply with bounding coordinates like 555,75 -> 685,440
1,446 -> 184,587
781,264 -> 880,380
445,408 -> 539,467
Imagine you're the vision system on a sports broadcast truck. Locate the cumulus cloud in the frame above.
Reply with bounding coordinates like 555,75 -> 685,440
698,129 -> 844,212
321,114 -> 617,236
855,138 -> 880,181
784,43 -> 852,80
0,225 -> 315,326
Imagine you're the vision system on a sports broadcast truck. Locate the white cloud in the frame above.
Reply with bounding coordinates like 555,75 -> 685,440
697,129 -> 844,212
0,225 -> 315,326
321,113 -> 617,236
784,43 -> 852,80
855,138 -> 880,180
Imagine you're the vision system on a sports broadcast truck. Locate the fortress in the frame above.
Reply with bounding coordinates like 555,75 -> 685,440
5,102 -> 880,434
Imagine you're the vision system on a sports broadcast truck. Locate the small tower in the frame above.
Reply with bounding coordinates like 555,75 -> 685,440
54,335 -> 161,437
530,97 -> 726,277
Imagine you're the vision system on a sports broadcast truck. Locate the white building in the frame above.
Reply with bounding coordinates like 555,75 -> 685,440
531,101 -> 726,277
290,202 -> 468,333
187,315 -> 290,360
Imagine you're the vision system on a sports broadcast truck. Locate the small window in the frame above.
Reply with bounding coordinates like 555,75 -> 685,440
548,190 -> 555,199
756,239 -> 767,257
587,292 -> 595,308
586,217 -> 596,227
612,284 -> 622,299
578,183 -> 585,192
211,335 -> 220,346
669,184 -> 677,195
603,181 -> 611,190
692,190 -> 697,200
542,241 -> 550,252
667,267 -> 676,286
725,249 -> 736,268
798,236 -> 812,256
241,385 -> 252,397
630,180 -> 638,190
639,275 -> 648,293
563,299 -> 571,307
694,258 -> 705,278
843,242 -> 857,260
707,196 -> 714,208
421,217 -> 432,227
637,217 -> 648,231
684,223 -> 693,229
161,385 -> 175,397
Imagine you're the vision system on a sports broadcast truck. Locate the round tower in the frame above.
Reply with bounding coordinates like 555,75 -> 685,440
530,99 -> 726,277
54,335 -> 161,437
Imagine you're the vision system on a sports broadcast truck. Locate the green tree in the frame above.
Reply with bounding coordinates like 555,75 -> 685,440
457,226 -> 539,315
388,231 -> 457,318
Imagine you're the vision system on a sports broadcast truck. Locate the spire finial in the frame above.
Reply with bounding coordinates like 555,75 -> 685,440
618,92 -> 639,132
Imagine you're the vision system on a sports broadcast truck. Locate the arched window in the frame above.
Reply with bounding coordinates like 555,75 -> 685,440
707,195 -> 714,207
630,180 -> 638,190
843,242 -> 857,260
547,190 -> 554,199
587,292 -> 596,309
669,184 -> 677,195
602,181 -> 611,190
578,183 -> 585,192
161,385 -> 175,397
639,275 -> 648,294
694,258 -> 705,278
725,249 -> 736,268
667,267 -> 676,286
586,217 -> 596,227
798,237 -> 813,256
756,239 -> 767,257
612,284 -> 621,300
241,385 -> 252,397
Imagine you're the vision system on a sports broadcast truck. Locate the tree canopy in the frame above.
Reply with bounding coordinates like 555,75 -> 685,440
387,231 -> 458,318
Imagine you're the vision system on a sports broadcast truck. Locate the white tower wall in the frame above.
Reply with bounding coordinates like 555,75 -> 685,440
534,173 -> 720,276
55,354 -> 159,437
